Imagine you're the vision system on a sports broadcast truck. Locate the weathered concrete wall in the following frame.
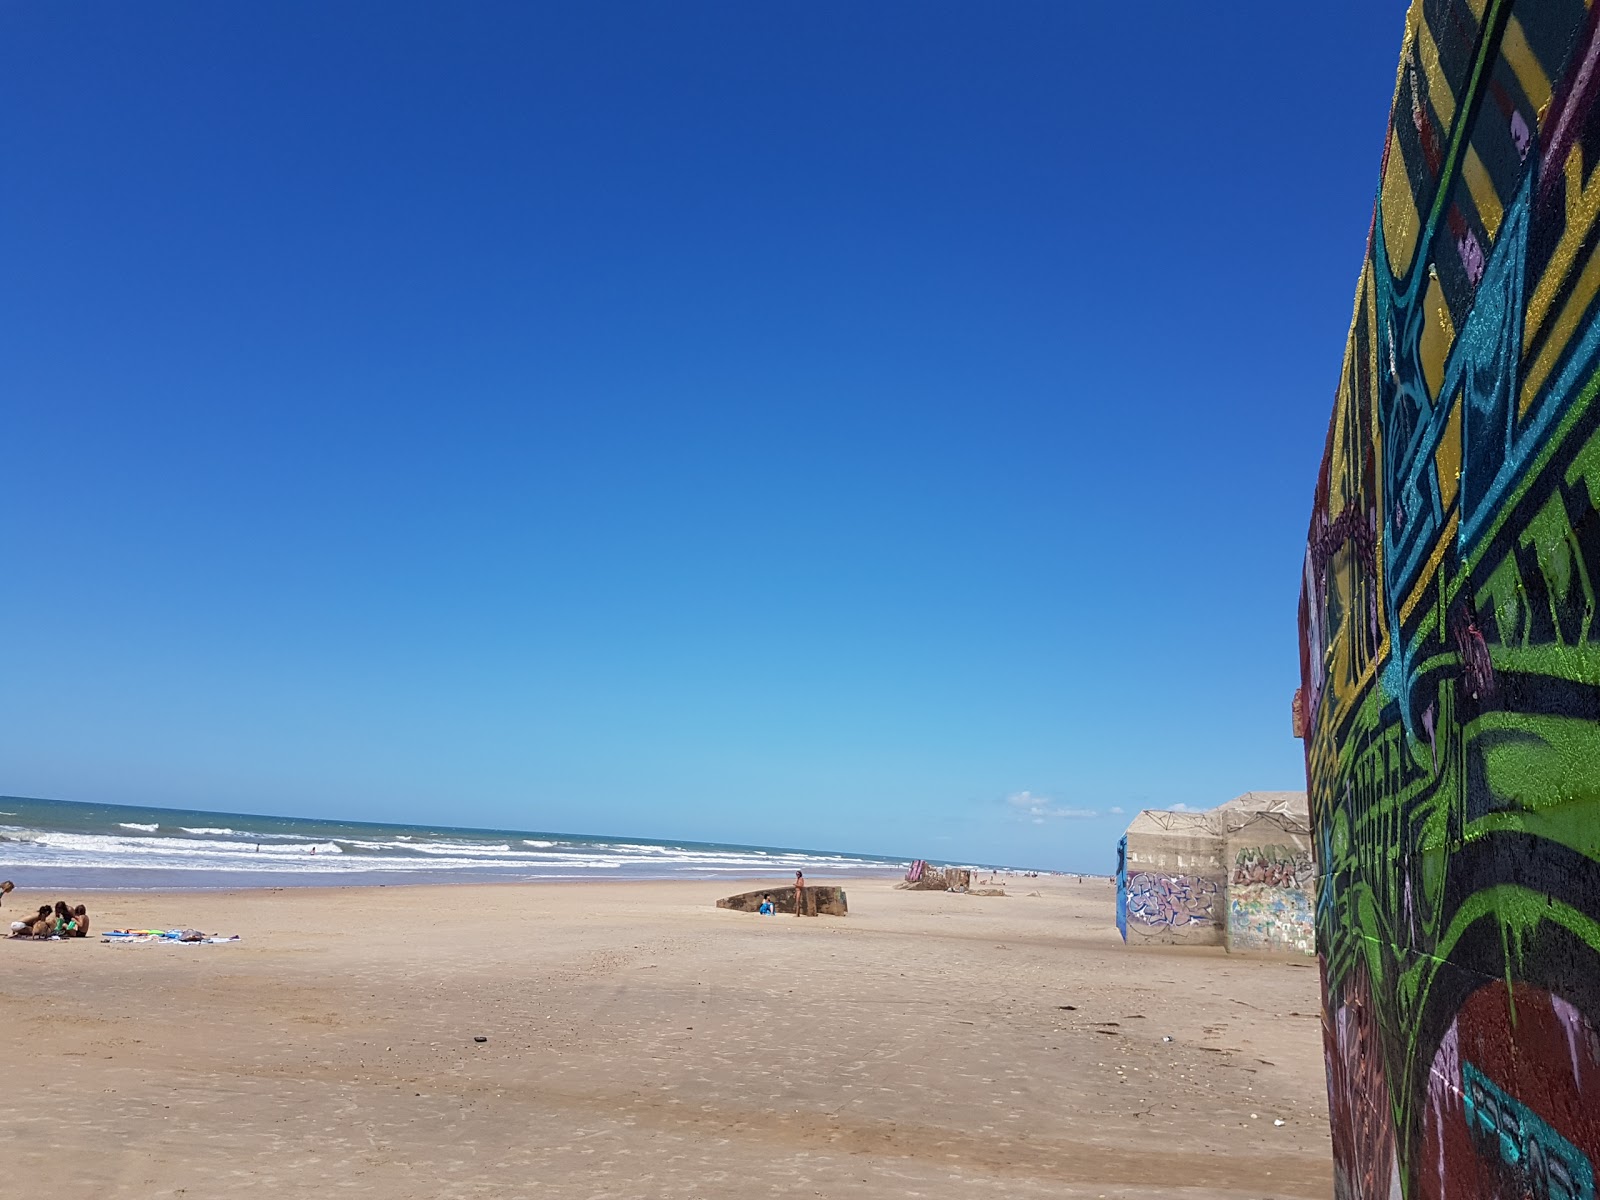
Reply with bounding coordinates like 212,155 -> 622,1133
1122,826 -> 1225,946
898,866 -> 972,891
1299,4 -> 1600,1194
717,886 -> 847,916
1222,813 -> 1314,957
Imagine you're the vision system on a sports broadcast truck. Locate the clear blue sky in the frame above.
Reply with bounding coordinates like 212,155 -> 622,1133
1,2 -> 1404,870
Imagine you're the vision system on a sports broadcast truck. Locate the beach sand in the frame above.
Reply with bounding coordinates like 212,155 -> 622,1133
0,875 -> 1332,1198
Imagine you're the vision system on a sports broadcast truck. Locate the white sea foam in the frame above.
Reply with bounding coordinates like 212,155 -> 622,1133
343,838 -> 520,857
0,811 -> 904,884
411,841 -> 514,855
17,831 -> 343,858
0,829 -> 625,874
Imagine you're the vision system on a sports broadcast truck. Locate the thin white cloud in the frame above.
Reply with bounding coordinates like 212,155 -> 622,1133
1109,806 -> 1124,815
1005,791 -> 1097,822
1170,802 -> 1190,811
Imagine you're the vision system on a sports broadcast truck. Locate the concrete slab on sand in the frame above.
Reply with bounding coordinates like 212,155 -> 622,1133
0,875 -> 1332,1198
718,884 -> 847,915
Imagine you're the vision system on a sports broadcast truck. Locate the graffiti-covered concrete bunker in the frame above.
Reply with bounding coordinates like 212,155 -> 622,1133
1298,3 -> 1600,1195
1116,791 -> 1314,955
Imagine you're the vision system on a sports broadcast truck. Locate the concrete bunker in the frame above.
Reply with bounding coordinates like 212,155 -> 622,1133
717,886 -> 848,916
1116,791 -> 1314,956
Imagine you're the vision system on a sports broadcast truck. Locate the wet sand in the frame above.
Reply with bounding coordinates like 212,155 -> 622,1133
0,875 -> 1332,1198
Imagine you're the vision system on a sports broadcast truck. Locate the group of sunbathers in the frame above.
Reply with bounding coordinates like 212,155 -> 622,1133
9,900 -> 91,939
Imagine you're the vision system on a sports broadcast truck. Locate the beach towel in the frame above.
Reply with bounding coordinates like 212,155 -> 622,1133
103,929 -> 240,944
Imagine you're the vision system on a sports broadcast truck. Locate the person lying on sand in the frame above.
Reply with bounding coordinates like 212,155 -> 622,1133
10,905 -> 72,938
10,905 -> 52,936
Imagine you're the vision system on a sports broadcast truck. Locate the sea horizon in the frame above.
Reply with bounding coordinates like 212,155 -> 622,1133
0,794 -> 921,891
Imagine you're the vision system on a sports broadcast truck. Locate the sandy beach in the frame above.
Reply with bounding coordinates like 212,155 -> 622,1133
0,875 -> 1331,1198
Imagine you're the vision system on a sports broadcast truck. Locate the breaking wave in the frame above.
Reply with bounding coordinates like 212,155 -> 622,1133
0,814 -> 903,886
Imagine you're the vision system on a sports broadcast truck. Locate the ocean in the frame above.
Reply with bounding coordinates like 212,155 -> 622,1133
0,795 -> 908,890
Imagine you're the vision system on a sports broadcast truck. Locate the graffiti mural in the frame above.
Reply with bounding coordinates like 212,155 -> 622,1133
1227,845 -> 1316,953
1228,889 -> 1315,956
1325,962 -> 1402,1200
1231,845 -> 1312,889
1299,2 -> 1600,1195
1420,982 -> 1600,1200
1124,871 -> 1217,931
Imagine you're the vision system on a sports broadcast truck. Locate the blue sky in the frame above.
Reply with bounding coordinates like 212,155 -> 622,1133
1,2 -> 1405,870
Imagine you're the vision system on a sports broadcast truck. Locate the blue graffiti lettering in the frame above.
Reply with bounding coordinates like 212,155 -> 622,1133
1463,1061 -> 1595,1200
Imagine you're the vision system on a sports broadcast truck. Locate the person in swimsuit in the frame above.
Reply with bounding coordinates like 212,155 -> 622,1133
793,870 -> 806,917
50,901 -> 78,937
10,905 -> 51,937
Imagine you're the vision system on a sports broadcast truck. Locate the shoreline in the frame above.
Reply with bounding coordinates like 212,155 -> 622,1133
1,795 -> 939,891
0,867 -> 914,895
2,872 -> 899,898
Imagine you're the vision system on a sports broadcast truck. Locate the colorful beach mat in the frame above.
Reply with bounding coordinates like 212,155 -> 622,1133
103,929 -> 240,944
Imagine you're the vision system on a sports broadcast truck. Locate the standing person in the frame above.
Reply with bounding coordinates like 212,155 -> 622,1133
793,870 -> 806,917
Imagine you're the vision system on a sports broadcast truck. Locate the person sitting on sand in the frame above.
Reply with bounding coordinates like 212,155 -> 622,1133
70,904 -> 90,937
10,905 -> 52,937
0,880 -> 13,906
758,894 -> 774,915
50,901 -> 79,937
